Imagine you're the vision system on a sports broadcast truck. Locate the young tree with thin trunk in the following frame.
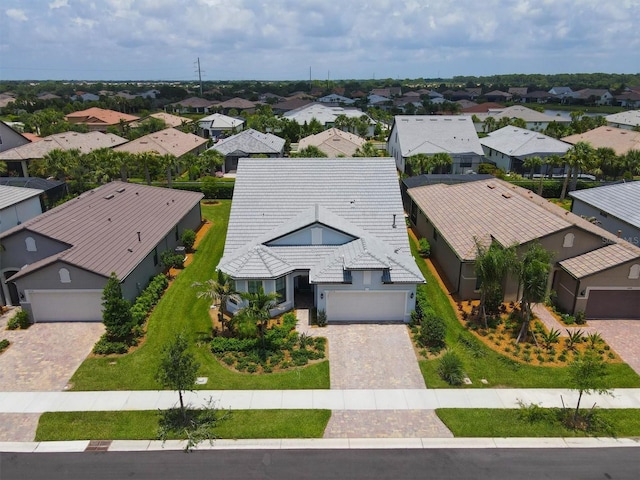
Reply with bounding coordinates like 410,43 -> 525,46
192,270 -> 239,333
516,243 -> 552,343
567,348 -> 610,426
474,241 -> 517,328
156,333 -> 199,418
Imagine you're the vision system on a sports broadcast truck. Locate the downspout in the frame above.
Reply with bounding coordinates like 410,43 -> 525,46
571,277 -> 580,315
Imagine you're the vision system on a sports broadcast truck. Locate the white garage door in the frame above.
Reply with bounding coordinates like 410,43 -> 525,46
326,291 -> 407,322
28,290 -> 103,322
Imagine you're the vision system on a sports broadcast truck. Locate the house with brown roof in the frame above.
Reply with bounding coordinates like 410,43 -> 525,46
114,128 -> 208,158
130,112 -> 193,129
297,128 -> 366,157
215,97 -> 257,114
166,97 -> 216,114
562,126 -> 640,156
406,178 -> 640,319
65,107 -> 140,132
0,182 -> 203,321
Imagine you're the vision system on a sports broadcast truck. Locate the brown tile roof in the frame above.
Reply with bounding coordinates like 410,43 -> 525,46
217,97 -> 256,110
65,107 -> 139,126
297,128 -> 366,157
559,243 -> 639,278
168,97 -> 216,109
22,133 -> 42,142
271,98 -> 313,112
562,126 -> 640,156
2,182 -> 203,281
462,102 -> 504,113
132,112 -> 192,128
114,128 -> 208,157
0,131 -> 128,160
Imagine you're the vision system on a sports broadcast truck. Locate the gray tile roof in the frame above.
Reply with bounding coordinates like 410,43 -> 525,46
559,243 -> 639,278
392,115 -> 484,157
210,128 -> 285,156
0,185 -> 43,210
480,126 -> 571,158
2,182 -> 202,281
606,110 -> 640,127
569,181 -> 640,229
218,157 -> 423,284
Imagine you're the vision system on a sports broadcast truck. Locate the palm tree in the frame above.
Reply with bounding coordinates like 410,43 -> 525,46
237,286 -> 279,350
483,116 -> 496,133
41,148 -> 79,181
621,149 -> 640,177
192,270 -> 239,333
475,241 -> 518,328
159,153 -> 179,188
407,153 -> 433,176
198,149 -> 224,177
135,152 -> 159,185
0,160 -> 7,175
353,141 -> 380,158
522,156 -> 544,196
516,243 -> 552,343
432,152 -> 453,174
568,141 -> 596,192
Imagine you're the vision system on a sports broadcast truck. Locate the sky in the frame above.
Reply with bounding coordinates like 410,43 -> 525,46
1,0 -> 639,81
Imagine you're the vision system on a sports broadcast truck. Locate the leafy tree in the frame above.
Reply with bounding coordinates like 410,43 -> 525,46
432,152 -> 453,173
407,153 -> 433,176
516,243 -> 552,343
291,145 -> 327,158
102,272 -> 133,340
192,270 -> 239,333
181,229 -> 196,252
567,349 -> 611,426
237,286 -> 279,349
353,141 -> 381,158
156,333 -> 199,416
474,241 -> 517,327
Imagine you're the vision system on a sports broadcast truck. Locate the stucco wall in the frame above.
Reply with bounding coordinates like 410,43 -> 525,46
572,261 -> 640,314
268,224 -> 353,246
12,262 -> 107,295
0,196 -> 43,233
0,231 -> 68,270
572,200 -> 640,248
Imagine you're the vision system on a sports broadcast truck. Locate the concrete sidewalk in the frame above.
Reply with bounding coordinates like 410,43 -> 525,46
2,388 -> 640,413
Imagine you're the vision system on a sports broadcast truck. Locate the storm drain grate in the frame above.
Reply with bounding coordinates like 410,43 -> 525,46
85,440 -> 112,452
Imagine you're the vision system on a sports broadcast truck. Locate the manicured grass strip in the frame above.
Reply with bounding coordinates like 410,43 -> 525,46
436,408 -> 640,437
70,201 -> 330,391
35,410 -> 331,441
409,236 -> 640,389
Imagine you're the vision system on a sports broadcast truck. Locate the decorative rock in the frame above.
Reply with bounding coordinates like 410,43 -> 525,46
195,377 -> 208,385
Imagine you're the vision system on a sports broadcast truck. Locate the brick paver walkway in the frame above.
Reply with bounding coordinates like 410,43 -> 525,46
323,410 -> 453,438
0,414 -> 41,442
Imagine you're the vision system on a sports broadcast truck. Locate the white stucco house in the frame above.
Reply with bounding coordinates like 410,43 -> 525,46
216,157 -> 424,322
0,185 -> 44,234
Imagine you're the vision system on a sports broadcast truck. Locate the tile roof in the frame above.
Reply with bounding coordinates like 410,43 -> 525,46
0,185 -> 43,210
0,131 -> 128,160
562,126 -> 640,156
271,98 -> 313,112
210,128 -> 285,156
284,103 -> 372,126
65,107 -> 139,126
143,112 -> 193,128
216,97 -> 257,110
297,128 -> 366,157
461,102 -> 504,113
218,157 -> 423,284
470,105 -> 569,123
605,110 -> 640,128
480,126 -> 571,158
168,97 -> 216,108
569,181 -> 640,229
559,243 -> 639,278
197,113 -> 245,130
0,177 -> 65,192
114,127 -> 208,157
392,115 -> 484,157
1,182 -> 203,281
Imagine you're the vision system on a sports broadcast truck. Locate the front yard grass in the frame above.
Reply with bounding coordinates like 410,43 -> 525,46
409,235 -> 640,388
436,408 -> 640,437
69,201 -> 330,391
35,410 -> 331,441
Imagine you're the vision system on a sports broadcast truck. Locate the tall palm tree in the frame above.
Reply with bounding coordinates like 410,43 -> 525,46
41,148 -> 79,181
192,270 -> 239,333
522,156 -> 543,180
483,116 -> 497,133
159,153 -> 179,188
568,141 -> 596,192
407,153 -> 433,175
475,241 -> 518,328
516,243 -> 552,343
432,152 -> 453,174
135,152 -> 159,185
198,149 -> 224,177
237,286 -> 279,350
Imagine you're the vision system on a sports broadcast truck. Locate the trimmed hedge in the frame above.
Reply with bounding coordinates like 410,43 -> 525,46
168,181 -> 235,199
507,180 -> 603,198
131,274 -> 169,326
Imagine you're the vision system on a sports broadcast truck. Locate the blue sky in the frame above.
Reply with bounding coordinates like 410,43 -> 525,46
1,0 -> 639,81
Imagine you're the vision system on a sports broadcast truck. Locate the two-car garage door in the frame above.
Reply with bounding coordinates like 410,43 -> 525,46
27,290 -> 103,322
585,290 -> 640,319
325,291 -> 408,322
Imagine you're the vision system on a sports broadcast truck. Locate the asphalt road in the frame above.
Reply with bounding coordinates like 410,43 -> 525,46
1,448 -> 639,480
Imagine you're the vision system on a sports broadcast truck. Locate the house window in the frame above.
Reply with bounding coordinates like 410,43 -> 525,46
59,268 -> 71,283
275,276 -> 286,303
248,280 -> 262,294
25,236 -> 37,252
563,233 -> 575,248
630,264 -> 640,280
153,247 -> 158,266
599,211 -> 608,218
175,226 -> 179,241
433,229 -> 438,242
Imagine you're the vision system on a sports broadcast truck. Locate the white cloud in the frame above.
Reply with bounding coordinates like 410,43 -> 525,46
6,8 -> 28,21
49,0 -> 69,9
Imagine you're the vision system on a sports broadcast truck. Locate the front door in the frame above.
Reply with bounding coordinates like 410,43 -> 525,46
3,271 -> 20,306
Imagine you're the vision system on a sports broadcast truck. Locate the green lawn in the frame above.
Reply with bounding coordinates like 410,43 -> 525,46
35,410 -> 331,441
436,408 -> 640,437
70,201 -> 330,391
409,236 -> 640,388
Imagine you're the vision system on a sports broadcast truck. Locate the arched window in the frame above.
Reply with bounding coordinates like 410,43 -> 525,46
630,264 -> 640,280
59,268 -> 71,283
25,236 -> 37,252
563,233 -> 575,248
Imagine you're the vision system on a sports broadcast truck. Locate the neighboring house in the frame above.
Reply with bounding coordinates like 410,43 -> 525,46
522,90 -> 556,104
37,93 -> 61,101
462,102 -> 505,114
572,89 -> 613,106
197,113 -> 245,139
130,112 -> 192,129
467,105 -> 570,132
65,107 -> 140,132
0,185 -> 43,233
562,126 -> 640,157
570,181 -> 640,247
456,100 -> 478,110
368,94 -> 391,107
0,182 -> 203,321
480,126 -> 571,174
271,98 -> 314,114
614,91 -> 640,108
0,177 -> 67,207
209,128 -> 285,173
166,97 -> 216,114
0,121 -> 31,155
297,128 -> 366,157
215,97 -> 257,114
114,128 -> 208,157
548,86 -> 574,102
0,131 -> 128,177
71,92 -> 100,102
283,104 -> 375,135
605,110 -> 640,131
317,94 -> 355,105
508,87 -> 528,100
406,178 -> 640,319
484,90 -> 513,102
387,115 -> 485,174
371,87 -> 402,98
0,93 -> 16,109
217,157 -> 424,322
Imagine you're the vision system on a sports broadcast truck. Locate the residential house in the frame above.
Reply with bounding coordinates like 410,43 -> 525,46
572,89 -> 613,106
462,102 -> 505,114
166,97 -> 216,114
605,110 -> 640,131
37,93 -> 61,101
65,107 -> 140,132
456,100 -> 478,110
0,93 -> 16,109
371,87 -> 402,98
522,90 -> 556,104
407,178 -> 640,319
0,185 -> 43,234
0,131 -> 128,177
508,87 -> 528,101
215,97 -> 257,114
387,115 -> 485,174
0,121 -> 32,154
317,94 -> 355,105
114,127 -> 208,158
283,104 -> 375,135
548,87 -> 574,103
562,126 -> 640,157
271,98 -> 313,114
484,90 -> 513,102
368,94 -> 391,107
570,181 -> 640,247
0,182 -> 203,321
71,92 -> 100,102
297,128 -> 366,157
130,112 -> 193,129
197,113 -> 245,139
480,126 -> 571,174
467,105 -> 570,132
209,128 -> 285,173
614,91 -> 640,108
0,177 -> 67,207
216,157 -> 424,322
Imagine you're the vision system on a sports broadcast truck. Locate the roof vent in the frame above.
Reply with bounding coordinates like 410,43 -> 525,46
502,192 -> 512,199
104,194 -> 115,199
116,187 -> 125,193
487,184 -> 496,189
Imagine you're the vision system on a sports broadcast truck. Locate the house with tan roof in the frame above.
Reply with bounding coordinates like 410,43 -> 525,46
0,182 -> 203,321
605,110 -> 640,130
562,126 -> 640,156
130,112 -> 193,129
0,121 -> 32,156
65,107 -> 140,132
114,128 -> 208,158
215,97 -> 257,114
406,178 -> 640,319
297,128 -> 366,157
466,105 -> 570,132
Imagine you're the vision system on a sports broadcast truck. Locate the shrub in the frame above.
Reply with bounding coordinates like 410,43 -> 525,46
457,334 -> 487,358
6,317 -> 18,330
0,338 -> 10,353
131,274 -> 169,325
93,336 -> 128,355
574,311 -> 586,325
437,350 -> 464,385
517,401 -> 554,423
419,314 -> 446,352
8,310 -> 31,330
418,238 -> 431,258
161,250 -> 184,270
181,229 -> 196,252
316,309 -> 327,327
